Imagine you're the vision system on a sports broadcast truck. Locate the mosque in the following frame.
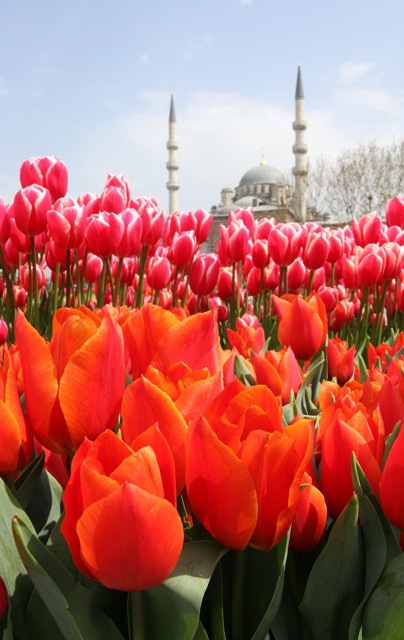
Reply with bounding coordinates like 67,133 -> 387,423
166,65 -> 311,252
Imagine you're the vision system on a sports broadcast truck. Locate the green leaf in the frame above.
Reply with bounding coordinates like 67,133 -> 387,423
355,351 -> 369,384
241,532 -> 289,640
25,470 -> 63,544
299,495 -> 364,640
14,451 -> 45,510
142,540 -> 227,640
12,514 -> 125,640
204,562 -> 226,640
382,421 -> 402,470
349,495 -> 388,639
0,479 -> 34,639
362,553 -> 404,639
295,359 -> 324,416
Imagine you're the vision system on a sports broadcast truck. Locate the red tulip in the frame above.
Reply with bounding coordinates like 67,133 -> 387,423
379,422 -> 404,530
14,307 -> 125,455
327,336 -> 355,384
61,430 -> 183,591
272,293 -> 328,361
289,473 -> 327,552
319,417 -> 381,519
0,346 -> 33,476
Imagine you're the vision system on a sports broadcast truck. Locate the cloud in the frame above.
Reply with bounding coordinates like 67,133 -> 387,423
337,61 -> 375,84
336,86 -> 404,116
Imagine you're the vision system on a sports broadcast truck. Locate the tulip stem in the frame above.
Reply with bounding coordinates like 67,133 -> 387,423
231,551 -> 245,640
30,237 -> 40,331
135,244 -> 148,309
128,591 -> 146,640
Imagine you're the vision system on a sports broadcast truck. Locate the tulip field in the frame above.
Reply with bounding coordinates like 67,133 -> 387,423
0,155 -> 404,639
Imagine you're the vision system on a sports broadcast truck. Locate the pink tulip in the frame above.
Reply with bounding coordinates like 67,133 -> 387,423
303,231 -> 330,271
99,174 -> 131,213
132,197 -> 164,246
189,253 -> 220,296
170,231 -> 197,269
47,198 -> 87,249
86,212 -> 125,258
268,223 -> 304,266
147,256 -> 171,290
115,209 -> 143,258
20,155 -> 68,203
13,185 -> 52,237
386,195 -> 404,228
355,245 -> 386,286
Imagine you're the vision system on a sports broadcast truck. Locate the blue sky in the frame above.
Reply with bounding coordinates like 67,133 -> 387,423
0,0 -> 403,213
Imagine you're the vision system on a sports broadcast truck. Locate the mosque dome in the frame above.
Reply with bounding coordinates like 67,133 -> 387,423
238,151 -> 284,187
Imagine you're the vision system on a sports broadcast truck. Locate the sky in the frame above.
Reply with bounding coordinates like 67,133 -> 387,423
0,0 -> 403,214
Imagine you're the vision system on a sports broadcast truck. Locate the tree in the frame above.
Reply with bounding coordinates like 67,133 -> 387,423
307,139 -> 404,223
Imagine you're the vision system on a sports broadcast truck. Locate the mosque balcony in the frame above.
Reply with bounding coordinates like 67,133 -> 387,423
292,120 -> 307,131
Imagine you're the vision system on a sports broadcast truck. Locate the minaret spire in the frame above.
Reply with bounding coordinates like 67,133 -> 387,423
292,62 -> 308,222
166,94 -> 180,214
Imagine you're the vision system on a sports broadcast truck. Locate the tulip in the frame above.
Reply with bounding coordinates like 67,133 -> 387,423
251,239 -> 270,269
169,230 -> 197,269
351,210 -> 384,247
14,307 -> 125,455
272,293 -> 328,362
147,255 -> 171,291
189,253 -> 220,296
187,208 -> 212,244
319,417 -> 381,519
86,211 -> 125,258
0,347 -> 33,476
47,199 -> 87,249
20,155 -> 68,203
99,173 -> 130,214
121,376 -> 188,494
386,195 -> 404,228
61,430 -> 183,591
13,185 -> 52,237
303,231 -> 330,271
268,223 -> 304,267
0,320 -> 8,345
289,473 -> 327,552
379,422 -> 404,531
327,336 -> 355,384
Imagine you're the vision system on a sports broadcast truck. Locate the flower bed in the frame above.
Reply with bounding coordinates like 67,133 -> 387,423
0,156 -> 403,638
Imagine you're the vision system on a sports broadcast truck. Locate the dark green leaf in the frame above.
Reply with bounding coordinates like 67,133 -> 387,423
0,479 -> 34,639
299,495 -> 364,640
14,451 -> 45,509
142,540 -> 227,640
12,515 -> 125,640
362,553 -> 404,639
241,533 -> 289,640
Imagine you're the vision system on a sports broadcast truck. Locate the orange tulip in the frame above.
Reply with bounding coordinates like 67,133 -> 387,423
272,293 -> 328,361
14,307 -> 125,455
289,472 -> 327,552
0,346 -> 33,476
61,430 -> 183,591
121,376 -> 188,494
186,385 -> 313,551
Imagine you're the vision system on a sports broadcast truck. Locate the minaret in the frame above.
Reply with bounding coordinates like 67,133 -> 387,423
166,95 -> 180,214
292,64 -> 308,222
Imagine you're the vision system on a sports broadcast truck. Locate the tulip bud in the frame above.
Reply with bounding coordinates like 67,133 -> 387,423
13,185 -> 52,237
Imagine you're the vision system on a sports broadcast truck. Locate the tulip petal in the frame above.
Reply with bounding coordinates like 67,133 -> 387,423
59,314 -> 125,450
77,483 -> 183,591
151,311 -> 222,376
14,311 -> 58,441
186,417 -> 258,550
